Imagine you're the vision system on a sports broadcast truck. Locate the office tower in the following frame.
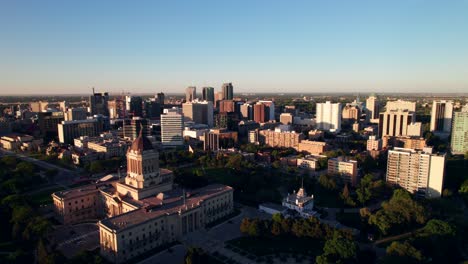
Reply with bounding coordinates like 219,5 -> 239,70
156,92 -> 165,105
214,112 -> 238,130
219,100 -> 235,113
342,105 -> 360,124
280,113 -> 293,125
222,82 -> 234,100
182,100 -> 213,127
240,103 -> 253,120
161,109 -> 184,146
253,103 -> 269,123
316,101 -> 342,132
108,98 -> 125,119
258,100 -> 275,121
328,157 -> 359,187
451,105 -> 468,154
386,147 -> 445,198
185,86 -> 197,102
37,112 -> 64,138
365,94 -> 380,121
30,101 -> 49,113
64,107 -> 87,121
58,119 -> 101,144
125,96 -> 143,117
144,100 -> 161,120
89,90 -> 109,116
430,100 -> 453,137
386,100 -> 416,112
378,109 -> 422,138
122,117 -> 150,140
202,87 -> 215,103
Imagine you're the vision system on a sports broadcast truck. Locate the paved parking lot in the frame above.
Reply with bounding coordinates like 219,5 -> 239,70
51,223 -> 100,258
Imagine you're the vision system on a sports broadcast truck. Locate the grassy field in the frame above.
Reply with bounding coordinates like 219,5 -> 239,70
28,186 -> 65,206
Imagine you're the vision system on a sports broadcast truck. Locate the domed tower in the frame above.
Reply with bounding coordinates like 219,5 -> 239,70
125,129 -> 160,188
117,129 -> 173,200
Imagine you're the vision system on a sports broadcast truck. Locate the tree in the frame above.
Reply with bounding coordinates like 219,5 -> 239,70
316,231 -> 357,264
89,161 -> 104,174
340,184 -> 356,207
184,247 -> 208,264
319,174 -> 337,190
383,241 -> 423,264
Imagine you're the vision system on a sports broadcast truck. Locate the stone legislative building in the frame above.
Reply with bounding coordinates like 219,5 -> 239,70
52,131 -> 234,263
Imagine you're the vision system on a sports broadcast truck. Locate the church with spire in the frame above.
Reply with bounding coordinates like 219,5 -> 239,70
52,130 -> 234,263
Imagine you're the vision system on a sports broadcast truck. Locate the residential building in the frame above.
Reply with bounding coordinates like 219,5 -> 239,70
342,105 -> 360,124
328,157 -> 359,187
297,155 -> 327,171
382,136 -> 426,150
386,99 -> 416,112
365,94 -> 380,122
316,101 -> 342,132
378,109 -> 421,137
253,103 -> 269,123
451,105 -> 468,154
280,113 -> 293,125
386,147 -> 445,198
258,128 -> 304,149
430,100 -> 453,138
367,135 -> 382,151
258,100 -> 275,121
240,103 -> 253,120
297,140 -> 327,155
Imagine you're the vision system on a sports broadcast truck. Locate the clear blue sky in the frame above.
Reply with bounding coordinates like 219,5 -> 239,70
1,0 -> 467,94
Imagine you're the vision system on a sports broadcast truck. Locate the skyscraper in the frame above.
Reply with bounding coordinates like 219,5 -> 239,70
222,83 -> 233,100
316,101 -> 342,132
430,100 -> 453,137
89,90 -> 109,116
202,87 -> 215,103
185,86 -> 197,102
451,105 -> 468,154
126,96 -> 143,117
386,147 -> 445,198
156,92 -> 165,105
365,94 -> 380,121
161,108 -> 184,146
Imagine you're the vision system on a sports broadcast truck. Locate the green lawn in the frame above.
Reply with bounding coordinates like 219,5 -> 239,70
28,186 -> 65,206
226,236 -> 323,257
336,212 -> 362,229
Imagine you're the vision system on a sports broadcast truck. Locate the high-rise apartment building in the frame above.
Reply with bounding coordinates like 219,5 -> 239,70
89,90 -> 109,116
451,105 -> 468,154
185,86 -> 197,102
386,147 -> 445,198
161,109 -> 184,146
367,135 -> 382,151
202,87 -> 215,103
430,100 -> 453,137
365,94 -> 380,122
222,83 -> 233,100
342,105 -> 360,124
182,100 -> 213,127
378,109 -> 422,137
258,100 -> 275,121
316,101 -> 342,132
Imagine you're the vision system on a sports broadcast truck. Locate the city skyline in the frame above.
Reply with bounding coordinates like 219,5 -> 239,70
1,1 -> 468,94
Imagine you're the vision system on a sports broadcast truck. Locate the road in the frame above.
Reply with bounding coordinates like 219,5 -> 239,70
0,149 -> 80,188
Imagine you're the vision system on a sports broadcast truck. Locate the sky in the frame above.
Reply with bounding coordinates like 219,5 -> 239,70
0,0 -> 467,95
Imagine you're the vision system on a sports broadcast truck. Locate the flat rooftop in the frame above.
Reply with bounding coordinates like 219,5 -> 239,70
100,184 -> 233,231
